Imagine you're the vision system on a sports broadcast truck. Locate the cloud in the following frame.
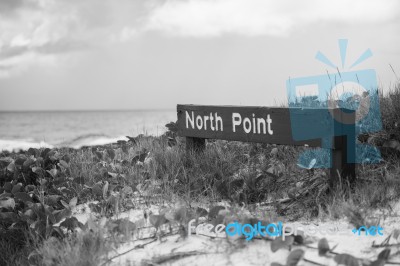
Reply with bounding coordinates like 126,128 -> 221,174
0,45 -> 28,60
0,0 -> 399,78
0,0 -> 38,16
0,0 -> 117,76
0,0 -> 158,76
145,0 -> 400,37
0,51 -> 57,78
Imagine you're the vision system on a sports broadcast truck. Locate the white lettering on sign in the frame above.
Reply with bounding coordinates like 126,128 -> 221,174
232,113 -> 242,132
232,113 -> 273,135
186,111 -> 223,131
186,111 -> 195,129
266,114 -> 273,135
185,111 -> 273,135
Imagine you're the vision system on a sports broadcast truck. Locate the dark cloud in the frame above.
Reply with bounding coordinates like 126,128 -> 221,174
0,0 -> 24,12
0,45 -> 29,59
36,40 -> 89,55
0,40 -> 88,61
0,0 -> 38,16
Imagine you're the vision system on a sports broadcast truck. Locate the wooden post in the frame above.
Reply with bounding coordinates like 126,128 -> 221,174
330,110 -> 356,189
186,137 -> 206,152
330,136 -> 356,189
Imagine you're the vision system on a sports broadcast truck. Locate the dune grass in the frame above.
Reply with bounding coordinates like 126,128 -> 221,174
33,228 -> 110,266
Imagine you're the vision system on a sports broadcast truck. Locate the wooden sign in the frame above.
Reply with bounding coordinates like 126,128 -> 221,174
177,104 -> 356,188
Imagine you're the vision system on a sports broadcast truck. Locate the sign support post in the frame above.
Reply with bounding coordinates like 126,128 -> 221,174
186,137 -> 206,152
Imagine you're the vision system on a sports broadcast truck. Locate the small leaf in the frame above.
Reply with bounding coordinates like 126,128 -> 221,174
53,208 -> 72,223
39,178 -> 47,187
0,157 -> 13,168
308,158 -> 317,169
131,150 -> 148,165
0,197 -> 15,209
393,229 -> 400,240
370,259 -> 385,266
47,150 -> 59,161
94,150 -> 103,160
7,162 -> 16,173
271,236 -> 294,252
14,192 -> 33,203
0,192 -> 12,199
60,217 -> 83,231
53,176 -> 67,187
196,207 -> 208,217
3,182 -> 12,192
92,183 -> 103,197
0,211 -> 19,222
69,197 -> 78,208
121,186 -> 133,196
334,253 -> 359,266
11,184 -> 23,194
383,140 -> 400,150
25,185 -> 36,192
208,206 -> 225,219
45,195 -> 61,206
40,148 -> 51,158
51,227 -> 65,238
126,136 -> 137,144
117,219 -> 136,236
32,166 -> 44,175
377,248 -> 391,261
23,158 -> 36,170
173,207 -> 188,223
27,148 -> 39,157
14,156 -> 27,166
88,203 -> 102,213
108,172 -> 118,178
23,209 -> 36,220
318,238 -> 330,256
46,169 -> 58,178
286,249 -> 305,266
85,217 -> 98,231
149,213 -> 169,229
293,235 -> 303,245
270,147 -> 278,156
103,181 -> 109,199
60,200 -> 70,209
106,148 -> 115,160
58,160 -> 69,170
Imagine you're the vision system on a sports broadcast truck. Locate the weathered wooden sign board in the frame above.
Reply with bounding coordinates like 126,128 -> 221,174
177,104 -> 356,188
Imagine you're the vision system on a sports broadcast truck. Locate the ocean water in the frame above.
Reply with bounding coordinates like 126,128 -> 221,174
0,110 -> 176,151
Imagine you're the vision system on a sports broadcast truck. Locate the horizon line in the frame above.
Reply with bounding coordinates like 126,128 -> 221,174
0,108 -> 176,112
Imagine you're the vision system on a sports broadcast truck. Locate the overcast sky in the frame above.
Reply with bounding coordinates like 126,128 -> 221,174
0,0 -> 399,111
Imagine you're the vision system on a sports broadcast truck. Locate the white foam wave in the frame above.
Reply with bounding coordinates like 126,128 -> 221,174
0,139 -> 53,152
62,135 -> 126,149
0,135 -> 128,152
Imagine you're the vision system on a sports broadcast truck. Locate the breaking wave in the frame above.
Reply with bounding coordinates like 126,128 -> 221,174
0,134 -> 127,152
57,134 -> 126,149
0,139 -> 53,152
